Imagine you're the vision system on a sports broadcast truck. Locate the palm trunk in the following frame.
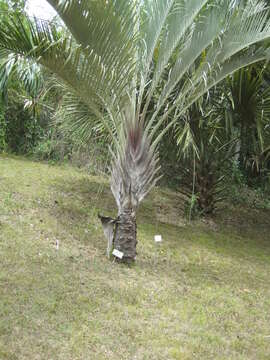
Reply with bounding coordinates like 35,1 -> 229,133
114,207 -> 137,263
99,206 -> 137,263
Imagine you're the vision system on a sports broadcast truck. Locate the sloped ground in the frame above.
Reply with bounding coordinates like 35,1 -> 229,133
0,155 -> 270,360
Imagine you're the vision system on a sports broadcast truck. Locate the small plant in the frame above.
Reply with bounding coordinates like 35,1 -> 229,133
184,193 -> 202,221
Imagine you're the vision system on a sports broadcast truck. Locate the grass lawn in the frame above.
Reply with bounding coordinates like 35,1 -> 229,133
0,155 -> 270,360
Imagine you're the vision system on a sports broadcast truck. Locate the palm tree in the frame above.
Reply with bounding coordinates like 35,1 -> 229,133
227,65 -> 270,181
0,47 -> 54,152
0,0 -> 270,262
174,97 -> 237,216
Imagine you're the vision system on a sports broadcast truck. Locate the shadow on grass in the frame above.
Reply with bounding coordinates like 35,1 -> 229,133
50,176 -> 116,216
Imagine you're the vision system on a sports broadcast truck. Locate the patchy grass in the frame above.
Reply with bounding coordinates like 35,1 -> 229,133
0,155 -> 270,360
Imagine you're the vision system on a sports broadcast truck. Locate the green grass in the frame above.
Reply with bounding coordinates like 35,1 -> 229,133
0,155 -> 270,360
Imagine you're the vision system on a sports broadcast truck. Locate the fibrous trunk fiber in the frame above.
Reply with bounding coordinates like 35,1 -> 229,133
114,208 -> 137,263
99,208 -> 137,263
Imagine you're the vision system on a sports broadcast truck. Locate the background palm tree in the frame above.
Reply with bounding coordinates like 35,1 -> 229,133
0,47 -> 55,152
0,0 -> 270,262
227,65 -> 270,182
174,96 -> 237,216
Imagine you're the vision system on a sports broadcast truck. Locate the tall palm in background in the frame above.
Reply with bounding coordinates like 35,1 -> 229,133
0,0 -> 270,262
174,96 -> 237,216
228,65 -> 270,181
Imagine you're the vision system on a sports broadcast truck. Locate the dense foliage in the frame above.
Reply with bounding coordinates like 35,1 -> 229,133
0,0 -> 269,242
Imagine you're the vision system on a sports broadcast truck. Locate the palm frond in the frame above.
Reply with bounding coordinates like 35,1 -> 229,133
147,0 -> 270,141
110,121 -> 161,211
0,11 -> 136,134
54,86 -> 115,146
0,51 -> 16,94
47,0 -> 136,56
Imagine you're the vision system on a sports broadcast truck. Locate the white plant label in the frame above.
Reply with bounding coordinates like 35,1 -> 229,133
112,249 -> 124,259
155,235 -> 162,243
